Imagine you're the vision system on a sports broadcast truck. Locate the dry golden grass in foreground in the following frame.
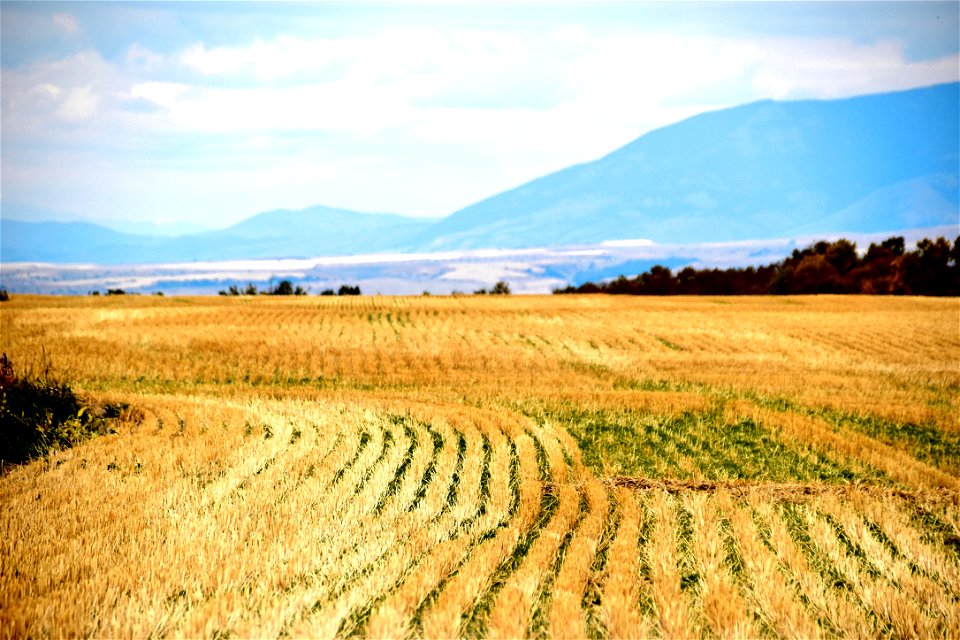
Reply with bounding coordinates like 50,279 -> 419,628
1,294 -> 958,638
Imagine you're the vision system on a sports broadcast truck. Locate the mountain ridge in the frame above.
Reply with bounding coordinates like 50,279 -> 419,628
2,82 -> 957,264
419,82 -> 958,249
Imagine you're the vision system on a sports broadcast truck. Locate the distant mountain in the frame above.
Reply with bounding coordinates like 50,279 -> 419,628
97,219 -> 214,237
0,203 -> 213,238
418,82 -> 959,249
2,83 -> 957,265
2,206 -> 431,264
0,220 -> 163,263
218,205 -> 430,254
146,205 -> 432,262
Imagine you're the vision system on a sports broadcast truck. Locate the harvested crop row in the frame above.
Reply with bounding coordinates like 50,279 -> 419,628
2,397 -> 959,638
580,487 -> 960,640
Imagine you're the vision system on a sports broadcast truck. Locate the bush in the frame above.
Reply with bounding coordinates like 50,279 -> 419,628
0,354 -> 120,469
477,281 -> 511,295
264,280 -> 308,296
338,285 -> 361,296
0,289 -> 8,302
271,280 -> 295,296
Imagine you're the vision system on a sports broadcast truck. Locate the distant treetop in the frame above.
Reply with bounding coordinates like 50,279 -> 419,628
555,236 -> 959,297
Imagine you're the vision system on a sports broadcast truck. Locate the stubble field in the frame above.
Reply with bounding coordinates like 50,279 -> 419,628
1,294 -> 959,638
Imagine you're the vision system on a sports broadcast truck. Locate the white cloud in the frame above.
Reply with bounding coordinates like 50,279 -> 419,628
130,82 -> 189,110
141,82 -> 415,136
56,85 -> 100,121
3,18 -> 958,225
748,38 -> 960,99
125,44 -> 167,71
2,50 -> 118,139
52,13 -> 79,35
180,35 -> 363,81
30,83 -> 62,100
155,29 -> 960,146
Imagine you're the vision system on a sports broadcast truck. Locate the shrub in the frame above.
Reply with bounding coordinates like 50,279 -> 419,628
0,289 -> 8,302
474,281 -> 511,295
270,280 -> 295,296
271,280 -> 307,296
338,285 -> 361,296
0,354 -> 119,469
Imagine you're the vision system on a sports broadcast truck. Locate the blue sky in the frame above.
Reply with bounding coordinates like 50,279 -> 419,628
2,1 -> 958,231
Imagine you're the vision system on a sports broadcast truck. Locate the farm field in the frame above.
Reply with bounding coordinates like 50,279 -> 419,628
1,294 -> 959,638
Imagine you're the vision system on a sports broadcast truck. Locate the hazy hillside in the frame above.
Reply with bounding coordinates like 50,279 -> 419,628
215,205 -> 431,255
2,206 -> 431,264
419,82 -> 959,249
0,220 -> 163,263
2,83 -> 957,264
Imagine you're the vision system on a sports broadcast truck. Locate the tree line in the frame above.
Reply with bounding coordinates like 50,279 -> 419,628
554,236 -> 959,296
218,281 -> 361,296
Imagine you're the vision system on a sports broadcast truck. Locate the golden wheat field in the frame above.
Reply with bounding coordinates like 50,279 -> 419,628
1,294 -> 959,639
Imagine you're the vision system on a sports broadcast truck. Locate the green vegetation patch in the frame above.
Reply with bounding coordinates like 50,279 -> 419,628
751,393 -> 960,474
613,378 -> 959,475
0,354 -> 121,469
530,404 -> 888,485
613,377 -> 714,395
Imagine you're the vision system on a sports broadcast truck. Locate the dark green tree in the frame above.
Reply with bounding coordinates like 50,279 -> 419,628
491,281 -> 511,295
271,280 -> 295,296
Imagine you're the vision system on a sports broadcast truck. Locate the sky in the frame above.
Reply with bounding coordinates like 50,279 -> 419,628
2,1 -> 958,232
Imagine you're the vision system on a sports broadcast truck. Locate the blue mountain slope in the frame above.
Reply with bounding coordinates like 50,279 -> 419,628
2,83 -> 956,264
0,220 -> 162,263
1,207 -> 432,264
226,205 -> 425,239
213,205 -> 431,257
420,83 -> 959,249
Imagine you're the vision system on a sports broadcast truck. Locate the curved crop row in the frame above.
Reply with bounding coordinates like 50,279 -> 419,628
2,394 -> 958,638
